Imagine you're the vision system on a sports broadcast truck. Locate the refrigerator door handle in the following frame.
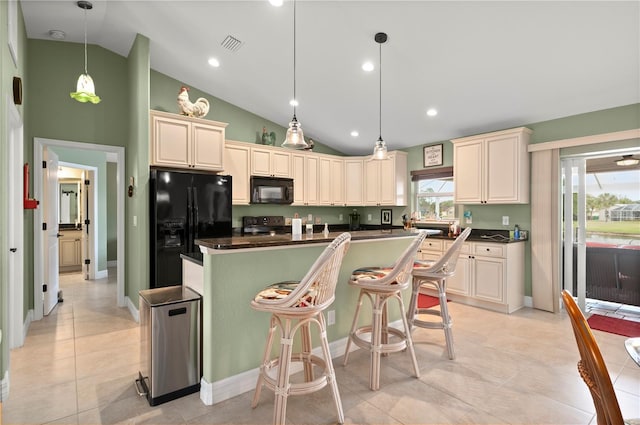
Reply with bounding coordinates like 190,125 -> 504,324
186,187 -> 193,250
192,187 -> 199,241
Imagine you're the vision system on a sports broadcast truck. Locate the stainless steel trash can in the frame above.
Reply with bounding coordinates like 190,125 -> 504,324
136,285 -> 201,406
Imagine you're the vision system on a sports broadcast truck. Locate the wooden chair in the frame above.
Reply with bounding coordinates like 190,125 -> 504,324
251,232 -> 351,425
409,227 -> 472,359
343,231 -> 427,391
561,290 -> 640,425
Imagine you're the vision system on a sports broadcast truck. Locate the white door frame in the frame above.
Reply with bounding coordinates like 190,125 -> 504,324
7,96 -> 25,348
33,137 -> 126,321
561,158 -> 587,312
59,162 -> 98,280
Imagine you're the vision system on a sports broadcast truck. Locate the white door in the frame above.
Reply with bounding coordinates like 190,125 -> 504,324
562,158 -> 587,312
43,148 -> 60,315
8,99 -> 24,348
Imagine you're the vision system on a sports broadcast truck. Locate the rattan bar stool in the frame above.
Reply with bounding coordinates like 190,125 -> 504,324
409,227 -> 471,360
251,232 -> 351,425
343,231 -> 427,391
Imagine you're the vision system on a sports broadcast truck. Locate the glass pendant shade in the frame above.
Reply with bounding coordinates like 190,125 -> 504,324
70,73 -> 101,104
372,136 -> 388,160
282,115 -> 308,149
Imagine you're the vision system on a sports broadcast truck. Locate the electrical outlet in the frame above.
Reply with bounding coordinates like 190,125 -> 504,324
339,214 -> 343,221
315,217 -> 321,224
307,214 -> 313,222
133,215 -> 137,227
502,216 -> 509,226
368,214 -> 372,221
327,310 -> 335,326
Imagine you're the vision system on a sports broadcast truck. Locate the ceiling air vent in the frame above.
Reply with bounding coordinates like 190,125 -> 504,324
221,35 -> 243,52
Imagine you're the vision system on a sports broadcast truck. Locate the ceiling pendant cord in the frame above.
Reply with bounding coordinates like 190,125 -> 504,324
83,4 -> 88,75
282,0 -> 308,149
373,32 -> 388,159
292,0 -> 296,120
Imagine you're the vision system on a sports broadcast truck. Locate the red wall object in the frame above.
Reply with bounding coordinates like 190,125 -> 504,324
23,163 -> 39,209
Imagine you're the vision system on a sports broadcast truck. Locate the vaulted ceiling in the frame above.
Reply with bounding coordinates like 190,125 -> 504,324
21,1 -> 640,155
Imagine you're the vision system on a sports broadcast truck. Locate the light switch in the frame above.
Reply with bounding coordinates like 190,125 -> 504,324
367,214 -> 372,221
339,214 -> 343,221
133,215 -> 137,227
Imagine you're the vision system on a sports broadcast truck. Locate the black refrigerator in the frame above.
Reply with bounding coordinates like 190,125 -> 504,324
150,169 -> 232,288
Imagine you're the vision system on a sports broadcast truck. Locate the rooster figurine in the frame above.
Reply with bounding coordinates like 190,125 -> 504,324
177,86 -> 210,118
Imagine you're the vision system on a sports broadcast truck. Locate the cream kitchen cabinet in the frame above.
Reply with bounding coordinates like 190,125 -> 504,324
250,146 -> 291,177
451,127 -> 531,204
223,141 -> 251,205
291,151 -> 319,206
150,110 -> 227,171
344,159 -> 364,205
420,239 -> 524,313
318,155 -> 345,206
59,230 -> 82,272
363,151 -> 408,206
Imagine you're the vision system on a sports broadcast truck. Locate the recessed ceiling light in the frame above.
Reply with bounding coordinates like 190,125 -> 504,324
289,99 -> 298,107
426,108 -> 438,117
269,0 -> 283,6
49,29 -> 66,40
362,62 -> 374,72
350,131 -> 359,137
208,58 -> 220,67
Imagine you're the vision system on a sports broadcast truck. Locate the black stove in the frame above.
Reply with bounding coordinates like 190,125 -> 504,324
242,216 -> 286,235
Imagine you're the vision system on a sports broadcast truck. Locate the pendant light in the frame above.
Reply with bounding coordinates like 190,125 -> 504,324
281,0 -> 308,149
372,32 -> 388,160
70,1 -> 101,104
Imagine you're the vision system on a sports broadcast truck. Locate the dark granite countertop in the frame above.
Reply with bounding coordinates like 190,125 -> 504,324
196,229 -> 423,250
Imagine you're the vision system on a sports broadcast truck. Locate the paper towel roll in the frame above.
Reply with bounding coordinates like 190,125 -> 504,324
292,218 -> 302,236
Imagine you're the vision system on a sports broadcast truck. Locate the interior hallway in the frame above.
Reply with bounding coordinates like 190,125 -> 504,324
3,269 -> 640,424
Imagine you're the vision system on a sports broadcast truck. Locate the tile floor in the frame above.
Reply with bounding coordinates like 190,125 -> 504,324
3,269 -> 640,425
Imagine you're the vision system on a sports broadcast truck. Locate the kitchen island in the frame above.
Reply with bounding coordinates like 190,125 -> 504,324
194,229 -> 423,405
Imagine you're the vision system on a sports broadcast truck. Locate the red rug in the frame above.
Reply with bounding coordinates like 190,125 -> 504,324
418,294 -> 441,309
587,314 -> 640,338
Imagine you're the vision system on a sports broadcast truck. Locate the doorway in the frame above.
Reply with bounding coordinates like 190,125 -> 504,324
32,137 -> 125,322
561,149 -> 640,313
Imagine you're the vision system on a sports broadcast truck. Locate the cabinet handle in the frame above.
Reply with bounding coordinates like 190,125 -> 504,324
486,248 -> 490,252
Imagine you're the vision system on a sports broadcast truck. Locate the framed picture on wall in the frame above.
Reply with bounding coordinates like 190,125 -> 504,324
381,209 -> 392,226
423,144 -> 443,167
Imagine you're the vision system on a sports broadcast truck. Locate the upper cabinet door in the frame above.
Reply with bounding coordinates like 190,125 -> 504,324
344,159 -> 364,206
151,114 -> 191,168
150,110 -> 227,171
250,146 -> 291,177
453,140 -> 484,204
192,123 -> 224,170
223,141 -> 251,205
452,127 -> 531,204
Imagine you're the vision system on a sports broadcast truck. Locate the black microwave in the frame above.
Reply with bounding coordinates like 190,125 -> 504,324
250,176 -> 294,204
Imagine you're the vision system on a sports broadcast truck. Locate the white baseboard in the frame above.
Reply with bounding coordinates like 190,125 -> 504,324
1,369 -> 9,401
95,269 -> 109,280
199,332 -> 360,406
107,260 -> 117,268
126,296 -> 140,323
524,296 -> 533,308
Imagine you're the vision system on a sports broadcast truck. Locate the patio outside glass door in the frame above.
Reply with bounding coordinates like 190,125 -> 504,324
562,157 -> 587,312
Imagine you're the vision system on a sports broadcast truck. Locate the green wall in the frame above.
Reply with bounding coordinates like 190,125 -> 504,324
125,33 -> 150,302
149,70 -> 344,156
